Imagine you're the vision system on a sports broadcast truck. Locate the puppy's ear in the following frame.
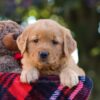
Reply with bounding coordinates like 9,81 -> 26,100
17,31 -> 28,54
63,28 -> 77,57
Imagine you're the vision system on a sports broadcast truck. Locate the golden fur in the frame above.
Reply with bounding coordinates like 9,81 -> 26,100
17,19 -> 85,87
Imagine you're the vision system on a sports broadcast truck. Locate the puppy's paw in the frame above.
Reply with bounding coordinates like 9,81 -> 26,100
20,68 -> 39,83
60,69 -> 79,88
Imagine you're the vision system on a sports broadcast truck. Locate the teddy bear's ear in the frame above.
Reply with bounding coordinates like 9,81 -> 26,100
63,28 -> 77,57
17,30 -> 28,54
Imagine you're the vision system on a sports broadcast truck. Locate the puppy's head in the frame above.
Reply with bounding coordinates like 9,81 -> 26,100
17,19 -> 76,70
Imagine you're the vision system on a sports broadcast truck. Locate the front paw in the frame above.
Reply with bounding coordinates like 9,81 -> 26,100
60,69 -> 79,88
20,68 -> 39,83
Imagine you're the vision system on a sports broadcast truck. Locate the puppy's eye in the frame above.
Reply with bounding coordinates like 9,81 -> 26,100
52,40 -> 59,45
33,39 -> 39,43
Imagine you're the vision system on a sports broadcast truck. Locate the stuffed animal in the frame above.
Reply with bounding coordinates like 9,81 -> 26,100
0,20 -> 22,72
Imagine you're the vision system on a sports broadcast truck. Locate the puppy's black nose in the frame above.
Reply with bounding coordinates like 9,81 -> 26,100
39,51 -> 49,59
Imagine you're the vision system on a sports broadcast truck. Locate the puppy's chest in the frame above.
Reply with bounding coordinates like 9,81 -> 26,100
39,67 -> 61,75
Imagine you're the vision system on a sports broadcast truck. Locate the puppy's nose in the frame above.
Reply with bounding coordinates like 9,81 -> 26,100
39,51 -> 49,59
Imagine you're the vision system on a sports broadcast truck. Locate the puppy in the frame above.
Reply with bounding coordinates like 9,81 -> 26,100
17,19 -> 85,87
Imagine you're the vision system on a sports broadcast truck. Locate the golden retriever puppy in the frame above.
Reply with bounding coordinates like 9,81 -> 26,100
17,19 -> 85,87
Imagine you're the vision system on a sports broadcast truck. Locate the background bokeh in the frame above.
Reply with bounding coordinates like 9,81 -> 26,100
0,0 -> 100,99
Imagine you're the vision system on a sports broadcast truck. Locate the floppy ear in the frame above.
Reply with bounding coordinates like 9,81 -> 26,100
63,28 -> 77,57
17,31 -> 28,54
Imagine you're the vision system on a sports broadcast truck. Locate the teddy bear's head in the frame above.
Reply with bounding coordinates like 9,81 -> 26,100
0,20 -> 22,56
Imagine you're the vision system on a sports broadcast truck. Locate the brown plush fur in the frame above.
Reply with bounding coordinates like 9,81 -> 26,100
3,33 -> 19,51
2,20 -> 22,51
0,20 -> 22,72
17,19 -> 85,87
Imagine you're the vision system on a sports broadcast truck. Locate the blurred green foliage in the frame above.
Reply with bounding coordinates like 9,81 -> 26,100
0,0 -> 100,99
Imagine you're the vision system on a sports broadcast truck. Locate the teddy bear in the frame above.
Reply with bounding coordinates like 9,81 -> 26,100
0,20 -> 22,73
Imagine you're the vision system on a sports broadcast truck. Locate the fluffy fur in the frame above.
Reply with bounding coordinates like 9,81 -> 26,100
17,19 -> 85,87
0,20 -> 22,72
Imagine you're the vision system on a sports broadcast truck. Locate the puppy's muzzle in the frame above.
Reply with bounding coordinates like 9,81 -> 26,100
39,51 -> 49,60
